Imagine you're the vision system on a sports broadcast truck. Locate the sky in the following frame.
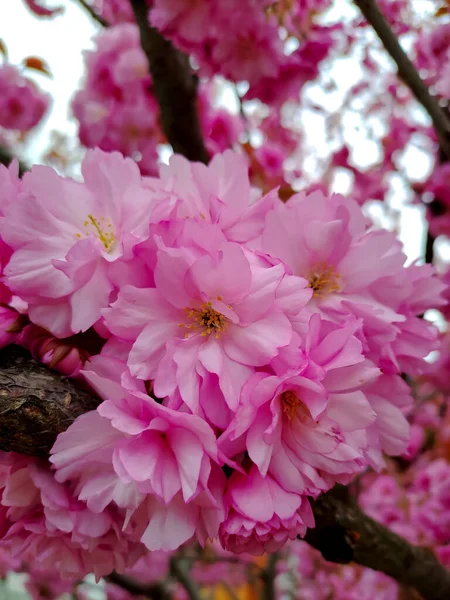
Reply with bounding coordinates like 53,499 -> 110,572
2,0 -> 98,157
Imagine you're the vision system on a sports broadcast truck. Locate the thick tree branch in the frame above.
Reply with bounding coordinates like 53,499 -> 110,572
129,0 -> 209,164
354,0 -> 450,158
0,346 -> 99,457
305,485 -> 450,600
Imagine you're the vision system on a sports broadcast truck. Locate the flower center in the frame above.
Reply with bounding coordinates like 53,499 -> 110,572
281,390 -> 312,422
264,0 -> 295,24
307,264 -> 341,297
76,214 -> 115,252
182,302 -> 229,338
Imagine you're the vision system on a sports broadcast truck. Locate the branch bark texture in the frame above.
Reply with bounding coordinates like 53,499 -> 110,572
0,346 -> 99,457
354,0 -> 450,158
129,0 -> 209,164
305,485 -> 450,600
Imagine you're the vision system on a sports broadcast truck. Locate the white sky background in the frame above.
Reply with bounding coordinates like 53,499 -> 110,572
1,0 -> 98,155
0,0 -> 437,266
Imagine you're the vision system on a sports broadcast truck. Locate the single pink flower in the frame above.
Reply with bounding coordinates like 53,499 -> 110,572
1,149 -> 153,337
51,374 -> 226,551
219,465 -> 314,555
145,150 -> 278,243
0,452 -> 138,580
0,65 -> 49,132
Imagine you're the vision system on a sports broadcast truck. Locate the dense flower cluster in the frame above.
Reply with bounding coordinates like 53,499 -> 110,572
73,24 -> 241,175
0,148 -> 444,580
86,0 -> 334,105
0,63 -> 49,133
72,24 -> 163,176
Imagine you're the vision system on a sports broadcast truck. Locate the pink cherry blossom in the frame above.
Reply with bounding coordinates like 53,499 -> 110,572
145,150 -> 277,243
219,465 -> 314,555
51,374 -> 225,551
261,189 -> 444,374
0,452 -> 140,580
103,228 -> 304,422
1,149 -> 153,337
0,65 -> 49,132
222,315 -> 377,497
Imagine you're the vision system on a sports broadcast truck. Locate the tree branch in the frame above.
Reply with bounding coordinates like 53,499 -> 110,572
305,485 -> 450,600
169,557 -> 202,600
0,346 -> 99,457
107,572 -> 171,600
129,0 -> 209,164
260,553 -> 278,600
354,0 -> 450,158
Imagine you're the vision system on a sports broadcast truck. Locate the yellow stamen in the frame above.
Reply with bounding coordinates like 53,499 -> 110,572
181,302 -> 229,338
79,213 -> 116,252
264,0 -> 295,24
281,390 -> 312,422
308,264 -> 341,297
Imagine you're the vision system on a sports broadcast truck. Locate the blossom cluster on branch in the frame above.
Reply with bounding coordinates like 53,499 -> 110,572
0,147 -> 445,580
0,53 -> 49,136
6,1 -> 450,598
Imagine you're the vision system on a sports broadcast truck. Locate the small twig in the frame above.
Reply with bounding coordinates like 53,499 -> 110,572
354,0 -> 450,158
221,581 -> 240,600
169,557 -> 202,600
107,572 -> 171,600
73,0 -> 109,27
0,146 -> 28,175
260,553 -> 278,600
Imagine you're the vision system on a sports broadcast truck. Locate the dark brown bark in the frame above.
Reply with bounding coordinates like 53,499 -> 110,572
0,346 -> 99,457
305,485 -> 450,600
129,0 -> 209,164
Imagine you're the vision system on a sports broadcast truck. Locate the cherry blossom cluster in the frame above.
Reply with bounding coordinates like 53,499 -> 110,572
0,63 -> 49,133
0,148 -> 444,579
85,0 -> 334,105
73,23 -> 242,175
